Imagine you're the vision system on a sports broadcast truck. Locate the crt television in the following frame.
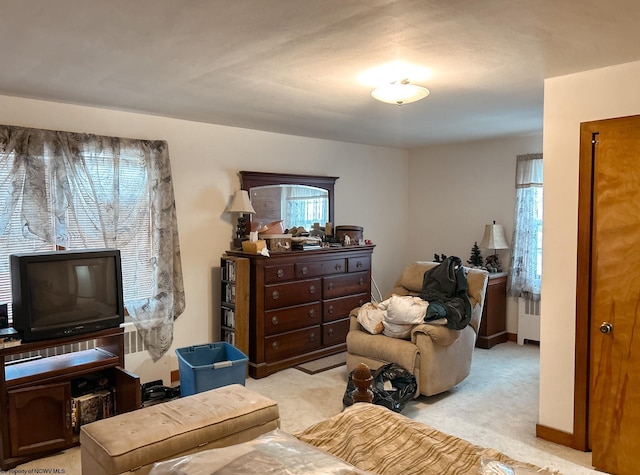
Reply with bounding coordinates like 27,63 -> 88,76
10,249 -> 125,342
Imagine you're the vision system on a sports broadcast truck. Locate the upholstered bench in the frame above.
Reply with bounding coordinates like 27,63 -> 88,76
79,384 -> 280,475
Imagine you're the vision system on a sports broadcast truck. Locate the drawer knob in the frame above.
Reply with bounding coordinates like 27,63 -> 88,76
302,266 -> 308,275
359,299 -> 365,306
328,328 -> 334,337
277,269 -> 285,278
328,305 -> 334,314
356,261 -> 363,268
272,341 -> 279,350
272,316 -> 279,325
309,309 -> 315,317
272,291 -> 279,300
309,332 -> 316,341
328,282 -> 334,290
359,278 -> 364,285
335,263 -> 342,271
309,285 -> 316,294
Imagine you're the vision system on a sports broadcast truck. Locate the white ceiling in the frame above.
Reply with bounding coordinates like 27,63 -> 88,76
2,0 -> 640,149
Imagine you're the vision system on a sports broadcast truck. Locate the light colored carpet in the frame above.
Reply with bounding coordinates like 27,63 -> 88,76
15,342 -> 602,475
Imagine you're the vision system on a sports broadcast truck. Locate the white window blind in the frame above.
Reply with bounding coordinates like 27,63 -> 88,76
0,147 -> 153,322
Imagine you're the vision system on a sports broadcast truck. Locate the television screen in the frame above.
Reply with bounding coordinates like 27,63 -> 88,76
11,249 -> 124,342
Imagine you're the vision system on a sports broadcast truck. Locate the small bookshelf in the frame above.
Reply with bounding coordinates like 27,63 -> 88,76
220,255 -> 249,357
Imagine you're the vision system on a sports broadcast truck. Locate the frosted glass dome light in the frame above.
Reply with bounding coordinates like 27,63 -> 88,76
371,79 -> 430,105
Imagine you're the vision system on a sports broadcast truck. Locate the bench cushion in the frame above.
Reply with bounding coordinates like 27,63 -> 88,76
80,384 -> 279,475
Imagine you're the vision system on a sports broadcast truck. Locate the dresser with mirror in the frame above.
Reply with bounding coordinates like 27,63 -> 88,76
225,171 -> 374,378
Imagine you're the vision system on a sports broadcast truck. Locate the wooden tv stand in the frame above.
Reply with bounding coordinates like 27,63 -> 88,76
0,327 -> 141,470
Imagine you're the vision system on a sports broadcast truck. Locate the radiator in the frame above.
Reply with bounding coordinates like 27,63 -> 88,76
123,322 -> 149,355
517,297 -> 540,345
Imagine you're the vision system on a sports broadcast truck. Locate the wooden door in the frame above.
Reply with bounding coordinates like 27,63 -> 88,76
586,115 -> 640,474
114,366 -> 142,413
8,383 -> 72,457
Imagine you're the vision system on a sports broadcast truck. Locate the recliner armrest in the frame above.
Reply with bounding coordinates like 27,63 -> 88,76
411,323 -> 461,347
349,308 -> 363,331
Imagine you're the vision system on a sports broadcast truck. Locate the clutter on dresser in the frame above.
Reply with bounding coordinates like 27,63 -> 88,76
257,219 -> 285,235
241,238 -> 266,253
291,235 -> 323,250
241,231 -> 269,255
335,225 -> 364,245
263,234 -> 292,252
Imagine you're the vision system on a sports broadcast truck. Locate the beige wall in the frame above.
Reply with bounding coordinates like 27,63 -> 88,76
541,60 -> 640,433
408,134 -> 543,333
0,94 -> 409,384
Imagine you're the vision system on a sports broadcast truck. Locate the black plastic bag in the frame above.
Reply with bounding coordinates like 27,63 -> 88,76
343,362 -> 417,413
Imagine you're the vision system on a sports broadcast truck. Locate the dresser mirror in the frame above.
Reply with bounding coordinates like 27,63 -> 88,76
239,171 -> 338,232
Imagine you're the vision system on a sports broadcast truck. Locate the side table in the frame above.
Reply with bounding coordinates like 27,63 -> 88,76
476,272 -> 508,349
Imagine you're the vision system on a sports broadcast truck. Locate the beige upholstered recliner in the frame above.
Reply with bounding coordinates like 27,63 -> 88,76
346,261 -> 489,397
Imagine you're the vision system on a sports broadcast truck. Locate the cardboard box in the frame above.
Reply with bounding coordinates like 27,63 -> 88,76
241,239 -> 266,253
263,234 -> 292,252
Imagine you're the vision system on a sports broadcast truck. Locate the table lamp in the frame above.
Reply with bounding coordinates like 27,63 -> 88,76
227,190 -> 255,245
479,221 -> 509,272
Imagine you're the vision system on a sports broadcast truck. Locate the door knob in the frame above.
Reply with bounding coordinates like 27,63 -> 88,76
600,322 -> 613,334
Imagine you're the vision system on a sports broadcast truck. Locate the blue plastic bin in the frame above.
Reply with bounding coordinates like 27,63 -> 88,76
176,342 -> 248,397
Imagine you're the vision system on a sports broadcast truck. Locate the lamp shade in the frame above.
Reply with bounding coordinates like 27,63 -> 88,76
479,223 -> 508,250
227,190 -> 255,214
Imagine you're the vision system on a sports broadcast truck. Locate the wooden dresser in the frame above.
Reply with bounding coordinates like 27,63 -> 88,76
226,245 -> 374,378
476,272 -> 508,349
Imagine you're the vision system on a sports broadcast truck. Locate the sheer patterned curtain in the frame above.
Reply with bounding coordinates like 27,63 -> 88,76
0,125 -> 185,360
508,153 -> 543,301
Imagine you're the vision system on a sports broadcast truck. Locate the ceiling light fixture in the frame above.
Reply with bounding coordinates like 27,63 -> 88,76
371,79 -> 430,105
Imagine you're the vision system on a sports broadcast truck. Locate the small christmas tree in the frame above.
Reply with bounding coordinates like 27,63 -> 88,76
467,242 -> 483,267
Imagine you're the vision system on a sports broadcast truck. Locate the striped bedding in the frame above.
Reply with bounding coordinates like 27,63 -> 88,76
294,403 -> 556,475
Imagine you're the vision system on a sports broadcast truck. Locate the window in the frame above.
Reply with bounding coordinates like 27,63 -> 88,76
0,148 -> 153,321
0,125 -> 184,359
508,153 -> 543,301
535,187 -> 543,279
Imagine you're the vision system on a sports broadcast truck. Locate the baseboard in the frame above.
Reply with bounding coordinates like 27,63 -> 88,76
536,423 -> 586,451
507,332 -> 517,342
170,369 -> 180,383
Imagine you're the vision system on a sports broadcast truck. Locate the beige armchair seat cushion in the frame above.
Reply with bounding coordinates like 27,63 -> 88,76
346,261 -> 489,397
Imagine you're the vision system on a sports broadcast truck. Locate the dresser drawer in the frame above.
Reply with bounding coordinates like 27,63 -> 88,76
323,271 -> 369,299
265,278 -> 321,310
323,319 -> 350,346
295,258 -> 346,278
264,303 -> 321,336
265,326 -> 321,361
264,263 -> 295,283
323,293 -> 369,322
347,256 -> 370,273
